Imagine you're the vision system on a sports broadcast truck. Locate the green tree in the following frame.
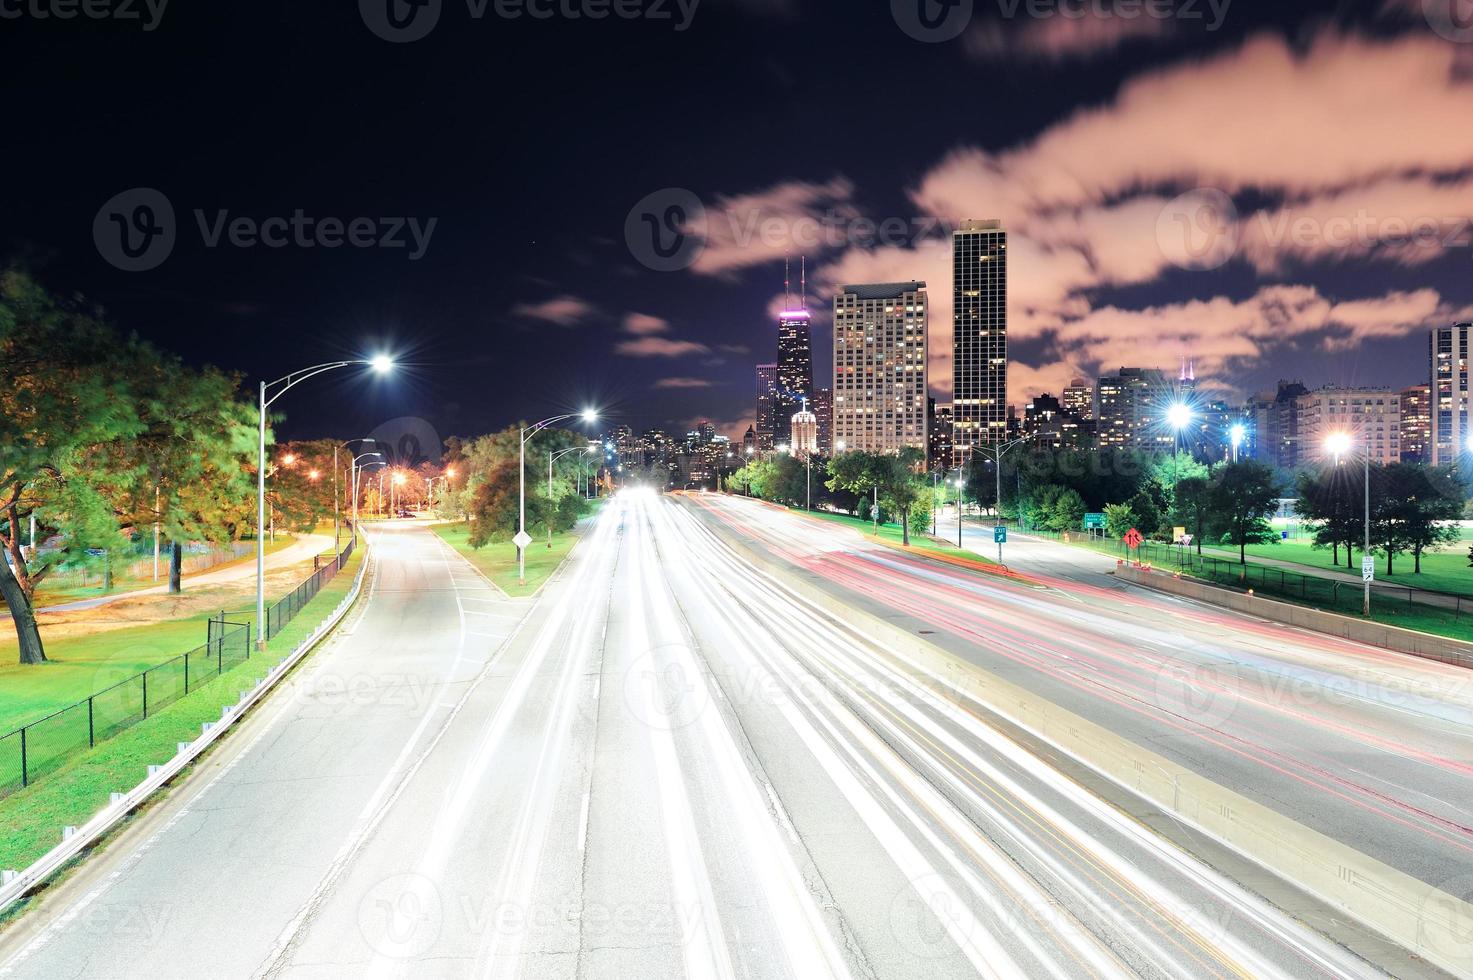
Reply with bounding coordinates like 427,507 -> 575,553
0,269 -> 158,664
1125,490 -> 1163,541
1103,503 -> 1137,540
1172,475 -> 1214,555
828,448 -> 927,544
1210,461 -> 1280,564
1378,464 -> 1463,574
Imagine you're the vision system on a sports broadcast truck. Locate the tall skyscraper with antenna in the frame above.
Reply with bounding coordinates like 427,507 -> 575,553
776,256 -> 814,444
952,219 -> 1007,460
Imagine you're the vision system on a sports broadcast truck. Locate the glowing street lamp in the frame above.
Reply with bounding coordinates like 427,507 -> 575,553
1167,402 -> 1193,482
1230,423 -> 1246,463
255,355 -> 393,649
1324,431 -> 1370,616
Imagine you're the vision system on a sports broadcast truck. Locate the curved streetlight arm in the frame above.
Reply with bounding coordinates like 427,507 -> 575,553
521,413 -> 590,446
262,360 -> 367,409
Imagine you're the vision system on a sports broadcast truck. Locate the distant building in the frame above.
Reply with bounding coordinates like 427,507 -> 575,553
755,363 -> 778,450
1249,381 -> 1309,469
833,281 -> 929,454
741,425 -> 758,457
1062,379 -> 1093,420
953,219 -> 1007,461
928,400 -> 953,470
776,261 -> 814,445
1022,393 -> 1088,450
1431,323 -> 1473,465
790,397 -> 819,456
812,387 -> 833,455
1095,368 -> 1173,451
1401,384 -> 1431,464
1296,387 -> 1401,465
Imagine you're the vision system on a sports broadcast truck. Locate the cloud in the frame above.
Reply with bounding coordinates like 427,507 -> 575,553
510,295 -> 598,326
689,177 -> 857,277
623,312 -> 670,335
965,8 -> 1174,63
615,337 -> 712,357
654,377 -> 714,389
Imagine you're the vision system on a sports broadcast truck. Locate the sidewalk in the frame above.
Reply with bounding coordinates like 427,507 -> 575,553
40,533 -> 335,613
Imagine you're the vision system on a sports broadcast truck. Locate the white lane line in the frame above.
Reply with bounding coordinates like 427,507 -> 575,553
577,791 -> 592,854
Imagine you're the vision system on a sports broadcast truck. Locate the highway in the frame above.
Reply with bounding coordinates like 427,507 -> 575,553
0,494 -> 1443,977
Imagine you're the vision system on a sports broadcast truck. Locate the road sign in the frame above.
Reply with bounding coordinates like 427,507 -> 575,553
1123,528 -> 1144,550
1362,556 -> 1375,583
512,530 -> 533,550
1083,513 -> 1106,530
993,526 -> 1007,544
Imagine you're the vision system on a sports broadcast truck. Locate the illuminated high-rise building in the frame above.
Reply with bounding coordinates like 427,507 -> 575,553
952,219 -> 1007,461
755,363 -> 778,450
811,387 -> 833,455
832,281 -> 928,454
1062,379 -> 1093,420
1431,323 -> 1473,465
776,258 -> 814,441
790,397 -> 819,456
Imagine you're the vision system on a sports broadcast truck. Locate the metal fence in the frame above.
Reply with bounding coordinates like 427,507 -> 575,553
0,537 -> 357,798
265,538 -> 354,641
0,613 -> 250,796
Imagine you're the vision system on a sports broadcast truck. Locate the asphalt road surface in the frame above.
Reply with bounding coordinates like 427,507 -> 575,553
0,496 -> 1442,978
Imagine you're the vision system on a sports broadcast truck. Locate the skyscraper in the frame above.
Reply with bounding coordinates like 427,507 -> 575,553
1296,387 -> 1401,465
1095,368 -> 1171,450
776,259 -> 814,444
1431,323 -> 1473,465
755,362 -> 778,450
811,387 -> 833,455
790,397 -> 818,456
953,219 -> 1007,462
1062,379 -> 1093,420
832,281 -> 928,454
1400,384 -> 1431,463
928,400 -> 953,470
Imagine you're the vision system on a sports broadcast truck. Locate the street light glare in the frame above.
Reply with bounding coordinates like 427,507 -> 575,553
1325,432 -> 1353,457
581,408 -> 598,423
369,355 -> 394,374
1230,423 -> 1246,445
1166,403 -> 1193,430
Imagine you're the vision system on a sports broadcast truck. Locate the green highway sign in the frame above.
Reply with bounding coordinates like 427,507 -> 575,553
993,526 -> 1007,544
1083,513 -> 1106,530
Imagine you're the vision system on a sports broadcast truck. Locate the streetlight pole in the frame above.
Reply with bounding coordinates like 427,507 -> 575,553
255,357 -> 394,649
547,445 -> 596,547
1363,444 -> 1371,617
520,410 -> 598,585
968,435 -> 1034,560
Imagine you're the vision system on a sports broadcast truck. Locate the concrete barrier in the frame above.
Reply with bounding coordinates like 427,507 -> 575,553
1116,563 -> 1473,669
682,500 -> 1473,977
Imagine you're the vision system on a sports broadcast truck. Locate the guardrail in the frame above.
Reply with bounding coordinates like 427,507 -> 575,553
0,537 -> 372,914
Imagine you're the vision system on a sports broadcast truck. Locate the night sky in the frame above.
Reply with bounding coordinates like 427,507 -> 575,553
4,0 -> 1470,445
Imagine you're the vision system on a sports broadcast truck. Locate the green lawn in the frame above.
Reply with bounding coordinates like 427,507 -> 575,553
1220,539 -> 1473,597
433,505 -> 603,598
0,546 -> 364,878
805,510 -> 997,565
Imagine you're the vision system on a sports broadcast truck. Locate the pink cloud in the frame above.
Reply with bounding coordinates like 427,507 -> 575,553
615,337 -> 711,358
623,312 -> 670,335
965,9 -> 1173,63
510,295 -> 597,326
689,177 -> 857,277
654,377 -> 714,389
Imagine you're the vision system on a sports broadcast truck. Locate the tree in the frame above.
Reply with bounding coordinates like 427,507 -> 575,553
1172,475 -> 1214,555
1379,464 -> 1463,574
1103,503 -> 1137,540
828,448 -> 927,545
1125,490 -> 1163,541
1210,461 -> 1280,563
0,269 -> 158,664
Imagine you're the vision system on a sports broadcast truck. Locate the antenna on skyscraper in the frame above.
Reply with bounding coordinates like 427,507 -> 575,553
800,255 -> 807,310
784,254 -> 792,310
1189,359 -> 1196,382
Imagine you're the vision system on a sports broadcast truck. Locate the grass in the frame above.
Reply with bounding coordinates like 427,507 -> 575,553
0,546 -> 364,875
432,505 -> 602,598
1217,539 -> 1473,597
804,509 -> 998,565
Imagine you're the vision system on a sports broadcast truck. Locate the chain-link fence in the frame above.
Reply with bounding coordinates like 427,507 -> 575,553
0,613 -> 250,796
264,538 -> 354,641
0,536 -> 358,798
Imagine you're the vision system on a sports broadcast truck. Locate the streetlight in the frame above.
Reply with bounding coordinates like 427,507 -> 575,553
350,451 -> 383,541
391,470 -> 407,516
519,409 -> 598,585
969,434 -> 1036,560
1167,402 -> 1193,482
426,467 -> 457,518
331,438 -> 377,552
256,355 -> 393,649
1325,431 -> 1369,616
1230,423 -> 1246,463
547,444 -> 597,546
